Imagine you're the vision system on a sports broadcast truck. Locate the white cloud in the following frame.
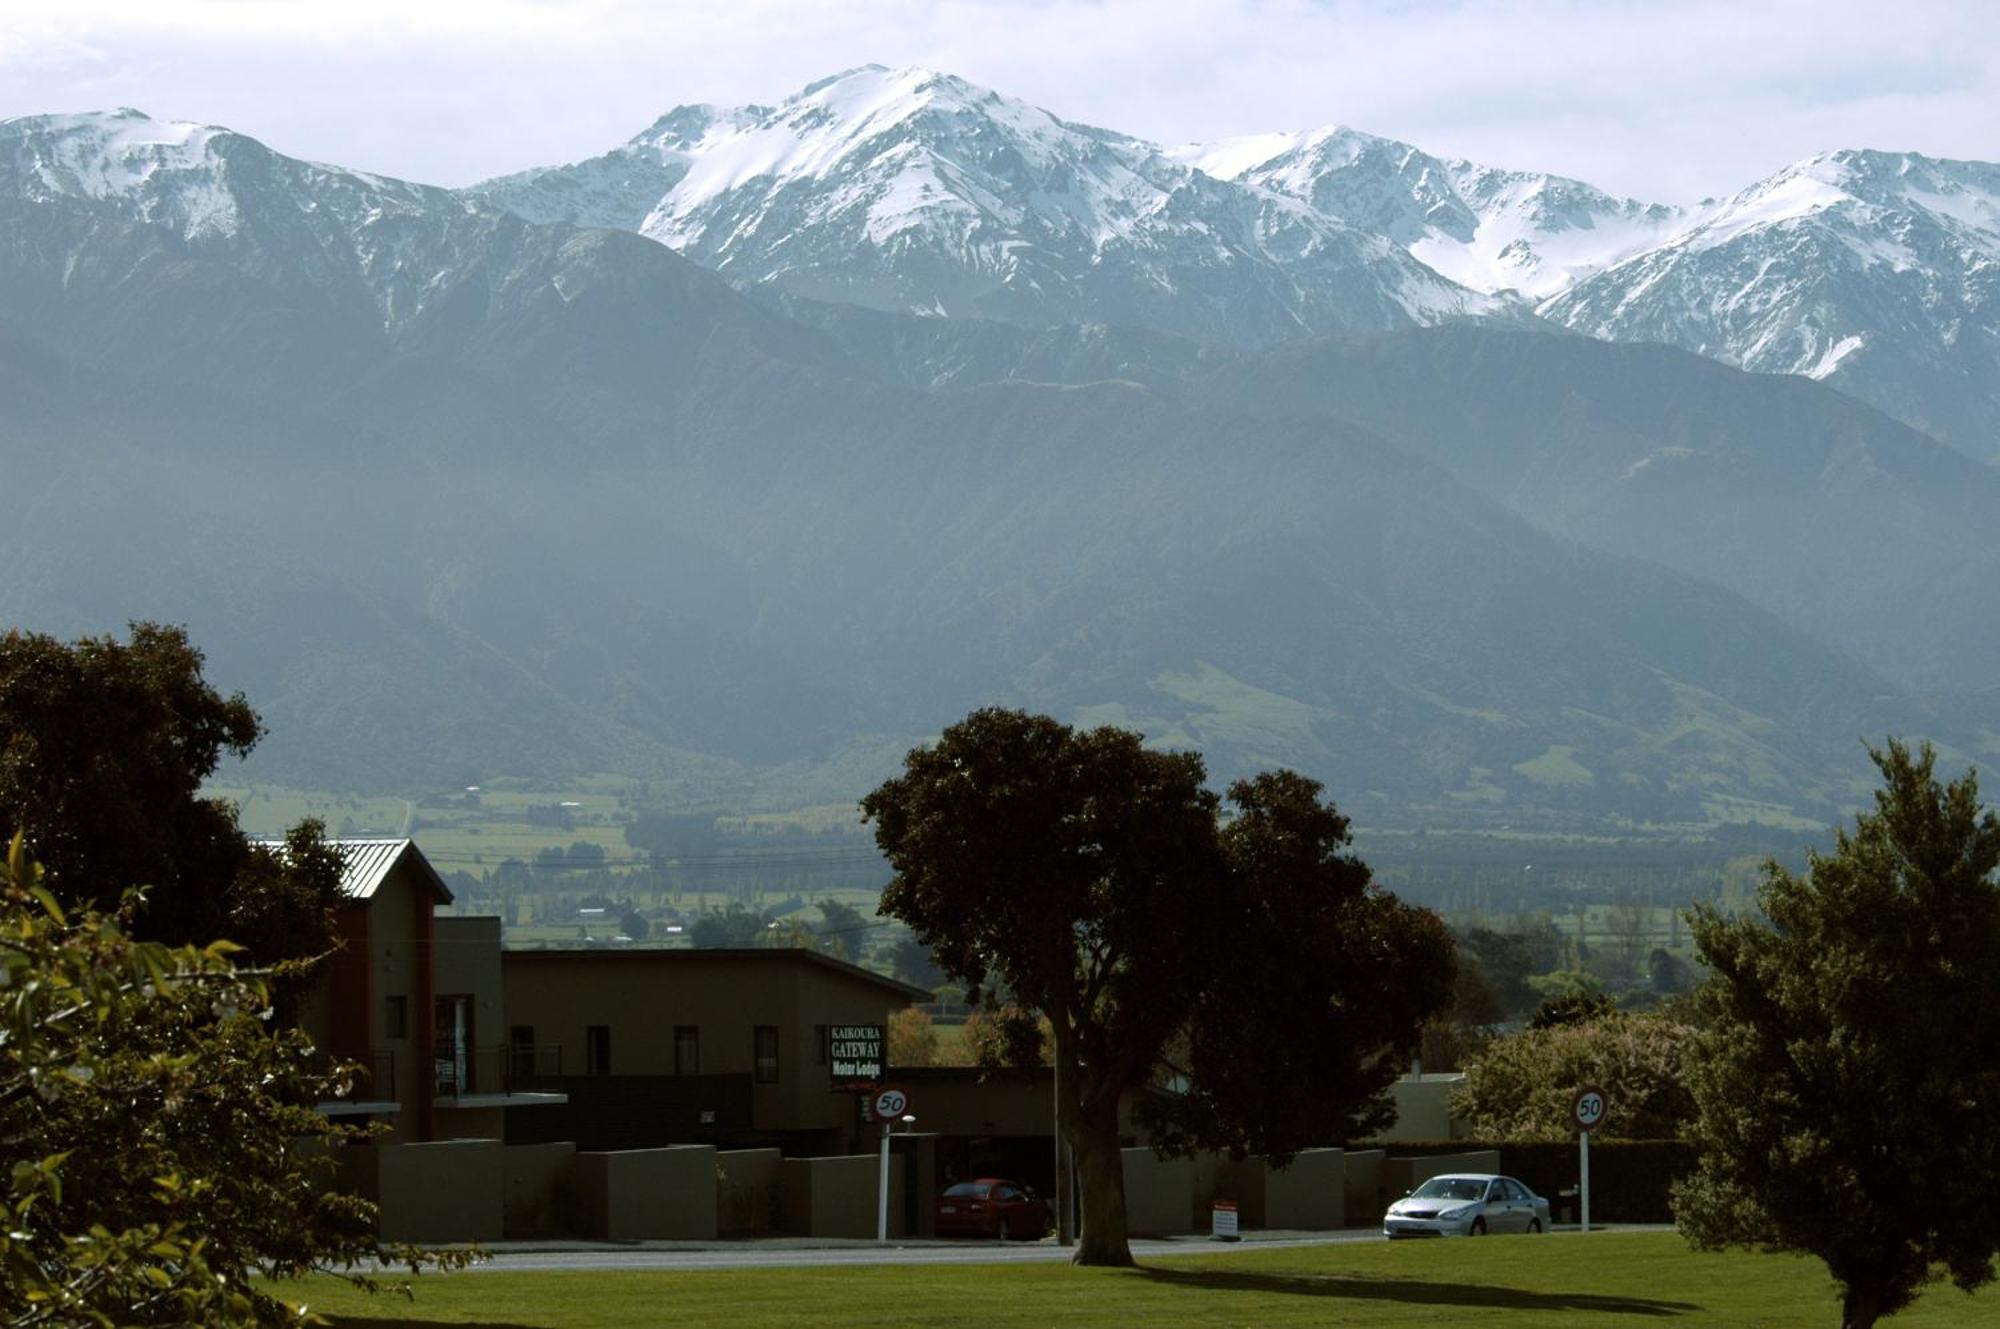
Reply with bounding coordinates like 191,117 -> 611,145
1,0 -> 1993,200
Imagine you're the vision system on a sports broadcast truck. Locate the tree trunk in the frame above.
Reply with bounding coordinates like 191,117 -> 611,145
1841,1288 -> 1881,1329
1070,1105 -> 1132,1266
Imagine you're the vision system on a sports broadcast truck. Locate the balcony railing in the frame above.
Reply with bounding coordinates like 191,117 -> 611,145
434,1043 -> 564,1100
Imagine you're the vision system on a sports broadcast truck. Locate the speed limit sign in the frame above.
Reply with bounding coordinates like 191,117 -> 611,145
870,1087 -> 910,1122
1571,1085 -> 1609,1133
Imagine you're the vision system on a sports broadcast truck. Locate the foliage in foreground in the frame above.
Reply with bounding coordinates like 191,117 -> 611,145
0,836 -> 470,1326
1675,740 -> 2000,1329
1453,1010 -> 1695,1141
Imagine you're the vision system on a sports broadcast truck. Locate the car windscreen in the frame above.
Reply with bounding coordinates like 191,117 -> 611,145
943,1182 -> 991,1198
1411,1178 -> 1487,1201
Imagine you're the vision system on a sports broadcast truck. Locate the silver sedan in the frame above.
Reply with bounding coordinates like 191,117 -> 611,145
1382,1173 -> 1552,1238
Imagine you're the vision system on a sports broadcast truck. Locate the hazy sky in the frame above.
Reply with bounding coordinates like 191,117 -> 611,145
2,0 -> 1994,202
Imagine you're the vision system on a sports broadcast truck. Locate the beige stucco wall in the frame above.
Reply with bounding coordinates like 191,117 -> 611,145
1383,1073 -> 1469,1142
1214,1149 -> 1344,1230
717,1148 -> 783,1236
574,1145 -> 719,1240
1343,1148 -> 1387,1227
1384,1149 -> 1504,1202
435,916 -> 505,1095
503,1142 -> 576,1237
1266,1149 -> 1345,1229
357,1139 -> 505,1244
369,873 -> 424,1142
1120,1148 -> 1195,1235
779,1154 -> 908,1238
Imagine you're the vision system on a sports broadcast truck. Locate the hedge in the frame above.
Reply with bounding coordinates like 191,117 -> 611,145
1359,1138 -> 1695,1222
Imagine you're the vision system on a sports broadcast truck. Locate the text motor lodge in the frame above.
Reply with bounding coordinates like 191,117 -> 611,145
832,1025 -> 884,1079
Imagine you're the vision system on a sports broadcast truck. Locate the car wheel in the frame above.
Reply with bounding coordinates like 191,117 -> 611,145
1529,1218 -> 1543,1234
997,1216 -> 1013,1241
1469,1218 -> 1487,1236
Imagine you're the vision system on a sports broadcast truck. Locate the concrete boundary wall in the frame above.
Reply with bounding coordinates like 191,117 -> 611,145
1342,1148 -> 1387,1227
574,1145 -> 719,1240
503,1142 -> 576,1236
1211,1150 -> 1344,1230
354,1139 -> 505,1244
717,1148 -> 783,1236
1385,1149 -> 1503,1203
780,1154 -> 907,1238
1120,1148 -> 1195,1235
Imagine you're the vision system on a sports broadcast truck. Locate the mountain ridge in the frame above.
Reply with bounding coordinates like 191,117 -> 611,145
463,67 -> 2000,460
0,100 -> 1988,829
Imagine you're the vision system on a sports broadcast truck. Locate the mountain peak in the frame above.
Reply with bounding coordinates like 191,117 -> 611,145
1,107 -> 243,231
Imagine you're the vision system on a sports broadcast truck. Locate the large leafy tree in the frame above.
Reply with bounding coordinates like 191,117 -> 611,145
0,623 -> 342,967
1674,741 -> 2000,1329
0,837 -> 469,1325
863,710 -> 1453,1266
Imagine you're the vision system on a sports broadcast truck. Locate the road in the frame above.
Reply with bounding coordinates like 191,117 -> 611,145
469,1230 -> 1440,1273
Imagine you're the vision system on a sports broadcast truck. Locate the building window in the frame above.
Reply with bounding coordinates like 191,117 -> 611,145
754,1026 -> 779,1084
585,1025 -> 612,1076
675,1026 -> 700,1076
384,995 -> 407,1040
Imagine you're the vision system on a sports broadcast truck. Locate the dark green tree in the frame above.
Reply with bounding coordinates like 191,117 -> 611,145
1529,986 -> 1616,1029
0,623 -> 342,967
1674,741 -> 2000,1329
688,901 -> 771,948
1459,926 -> 1541,1018
883,930 -> 947,989
863,710 -> 1453,1266
1143,770 -> 1457,1157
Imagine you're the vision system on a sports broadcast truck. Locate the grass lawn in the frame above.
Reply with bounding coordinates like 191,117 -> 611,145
287,1232 -> 1994,1328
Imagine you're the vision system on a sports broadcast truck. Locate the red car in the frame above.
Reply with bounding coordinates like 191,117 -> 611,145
934,1178 -> 1050,1240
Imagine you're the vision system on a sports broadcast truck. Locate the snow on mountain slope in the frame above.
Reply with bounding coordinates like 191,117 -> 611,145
1542,149 -> 2000,456
471,66 -> 1510,346
0,107 -> 489,332
1176,126 -> 1684,300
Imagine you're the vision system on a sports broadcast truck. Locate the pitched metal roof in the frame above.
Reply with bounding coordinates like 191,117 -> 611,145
253,837 -> 453,904
328,839 -> 420,900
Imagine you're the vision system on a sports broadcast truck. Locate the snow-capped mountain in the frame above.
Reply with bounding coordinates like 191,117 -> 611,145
0,107 -> 493,333
471,66 -> 1510,347
478,74 -> 2000,459
1542,150 -> 2000,458
1175,126 -> 1685,301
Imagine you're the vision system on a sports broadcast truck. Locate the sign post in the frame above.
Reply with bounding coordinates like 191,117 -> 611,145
1571,1085 -> 1608,1233
868,1086 -> 909,1242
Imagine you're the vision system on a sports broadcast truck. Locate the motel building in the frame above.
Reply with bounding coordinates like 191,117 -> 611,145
299,839 -> 934,1242
298,839 -> 1472,1243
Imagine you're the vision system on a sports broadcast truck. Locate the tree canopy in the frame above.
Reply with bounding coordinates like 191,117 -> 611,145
0,623 -> 342,968
1674,740 -> 2000,1329
1453,1011 -> 1695,1141
863,708 -> 1453,1265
